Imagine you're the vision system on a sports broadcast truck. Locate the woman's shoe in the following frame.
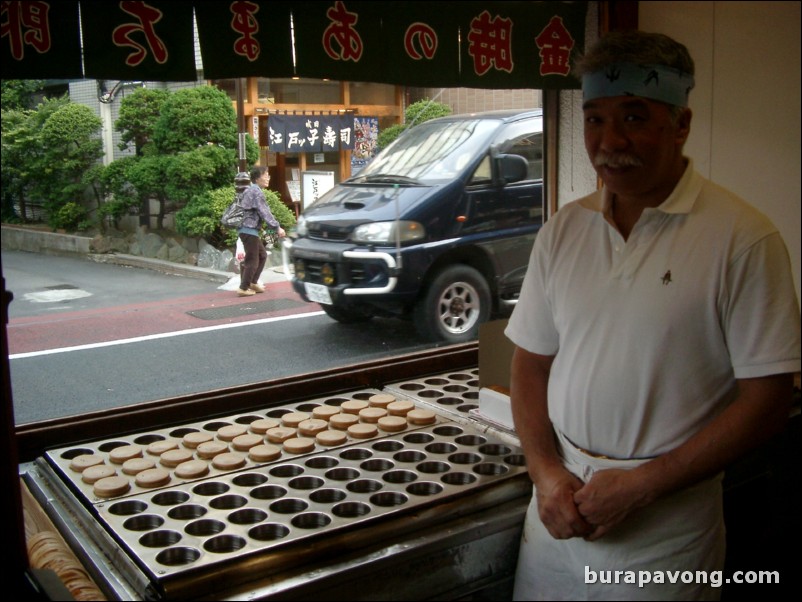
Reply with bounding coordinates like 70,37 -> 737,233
249,283 -> 266,293
237,288 -> 256,297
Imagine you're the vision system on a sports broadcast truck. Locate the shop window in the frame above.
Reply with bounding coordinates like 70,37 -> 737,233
349,82 -> 396,106
257,78 -> 341,104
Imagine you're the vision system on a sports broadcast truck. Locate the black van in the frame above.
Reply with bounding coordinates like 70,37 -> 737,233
284,109 -> 544,343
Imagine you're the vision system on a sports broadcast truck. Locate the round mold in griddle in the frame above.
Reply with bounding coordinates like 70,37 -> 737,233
369,491 -> 408,507
232,473 -> 269,488
472,462 -> 509,476
455,434 -> 486,446
204,534 -> 246,554
456,404 -> 478,413
393,450 -> 426,463
443,384 -> 469,393
288,476 -> 325,491
441,471 -> 478,486
269,464 -> 304,478
403,432 -> 434,444
478,443 -> 512,456
168,504 -> 207,521
448,452 -> 482,465
423,378 -> 449,386
291,512 -> 331,530
305,456 -> 339,469
372,440 -> 404,453
123,514 -> 164,532
270,497 -> 309,514
185,518 -> 225,537
150,491 -> 190,507
250,484 -> 288,500
339,448 -> 372,461
133,434 -> 165,446
108,499 -> 148,516
234,415 -> 263,425
156,546 -> 201,567
309,488 -> 347,504
169,427 -> 199,438
447,372 -> 473,381
435,396 -> 462,406
425,442 -> 458,455
60,447 -> 94,460
192,481 -> 229,497
398,382 -> 425,392
228,508 -> 268,525
417,461 -> 450,474
332,501 -> 371,518
325,467 -> 360,481
139,530 -> 182,548
209,494 -> 248,510
406,481 -> 444,496
202,421 -> 232,432
98,440 -> 132,453
323,397 -> 350,407
360,458 -> 394,472
433,425 -> 463,437
417,390 -> 444,400
249,523 -> 290,542
346,479 -> 383,494
382,469 -> 418,484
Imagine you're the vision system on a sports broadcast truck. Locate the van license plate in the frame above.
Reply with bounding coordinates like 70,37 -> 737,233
305,283 -> 332,305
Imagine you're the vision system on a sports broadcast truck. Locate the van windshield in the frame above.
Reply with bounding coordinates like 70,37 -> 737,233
350,119 -> 500,184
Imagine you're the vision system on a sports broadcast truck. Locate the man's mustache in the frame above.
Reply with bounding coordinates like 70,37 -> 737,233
593,152 -> 643,168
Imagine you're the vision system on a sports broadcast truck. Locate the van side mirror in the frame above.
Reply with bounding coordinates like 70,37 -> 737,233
498,154 -> 529,184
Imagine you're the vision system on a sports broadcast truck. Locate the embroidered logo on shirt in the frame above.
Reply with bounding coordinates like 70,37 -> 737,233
661,270 -> 672,285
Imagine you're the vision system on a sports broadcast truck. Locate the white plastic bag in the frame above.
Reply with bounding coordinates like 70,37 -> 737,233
235,238 -> 246,264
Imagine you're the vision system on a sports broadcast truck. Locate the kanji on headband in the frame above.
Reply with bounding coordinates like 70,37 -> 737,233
582,62 -> 695,107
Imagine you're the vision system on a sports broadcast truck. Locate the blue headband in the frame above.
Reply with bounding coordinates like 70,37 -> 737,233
582,63 -> 695,107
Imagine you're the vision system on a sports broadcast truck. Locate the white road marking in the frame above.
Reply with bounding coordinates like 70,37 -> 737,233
24,289 -> 93,303
9,311 -> 325,359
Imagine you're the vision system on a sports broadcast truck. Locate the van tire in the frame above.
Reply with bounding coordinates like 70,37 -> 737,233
321,304 -> 374,324
414,265 -> 490,343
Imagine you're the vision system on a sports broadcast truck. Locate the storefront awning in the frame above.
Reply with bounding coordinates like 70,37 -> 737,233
2,1 -> 587,89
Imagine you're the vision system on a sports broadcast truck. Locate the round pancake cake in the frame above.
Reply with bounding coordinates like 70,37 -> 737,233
249,417 -> 281,434
368,393 -> 396,408
108,444 -> 143,464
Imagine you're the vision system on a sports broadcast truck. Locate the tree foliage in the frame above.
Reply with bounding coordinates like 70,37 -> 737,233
113,86 -> 260,230
176,185 -> 296,248
0,79 -> 45,111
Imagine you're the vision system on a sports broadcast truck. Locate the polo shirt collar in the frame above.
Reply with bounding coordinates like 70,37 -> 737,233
582,158 -> 703,216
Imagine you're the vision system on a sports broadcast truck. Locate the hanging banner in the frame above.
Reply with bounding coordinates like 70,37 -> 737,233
268,113 -> 355,154
381,10 -> 460,88
1,1 -> 84,79
292,1 -> 386,83
81,0 -> 196,81
195,1 -> 294,79
3,1 -> 586,87
456,1 -> 585,89
352,117 -> 379,173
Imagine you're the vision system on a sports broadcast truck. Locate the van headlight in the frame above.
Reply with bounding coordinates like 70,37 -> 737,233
351,221 -> 425,244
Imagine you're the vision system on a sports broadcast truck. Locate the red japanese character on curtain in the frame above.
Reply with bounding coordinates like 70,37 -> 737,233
467,10 -> 513,76
231,0 -> 259,62
404,22 -> 437,61
112,1 -> 168,66
534,15 -> 575,76
322,0 -> 362,62
1,0 -> 51,59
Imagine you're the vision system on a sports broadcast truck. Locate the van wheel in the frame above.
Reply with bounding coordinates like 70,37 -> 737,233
414,265 -> 490,343
321,304 -> 374,324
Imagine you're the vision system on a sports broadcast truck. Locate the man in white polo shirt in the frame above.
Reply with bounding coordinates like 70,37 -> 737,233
506,30 -> 800,600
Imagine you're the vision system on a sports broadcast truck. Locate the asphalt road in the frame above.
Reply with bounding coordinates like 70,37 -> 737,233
2,250 -> 434,424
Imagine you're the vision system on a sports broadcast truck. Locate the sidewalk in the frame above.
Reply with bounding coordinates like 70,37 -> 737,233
89,253 -> 292,286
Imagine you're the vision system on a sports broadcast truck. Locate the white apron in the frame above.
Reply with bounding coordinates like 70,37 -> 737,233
513,431 -> 726,601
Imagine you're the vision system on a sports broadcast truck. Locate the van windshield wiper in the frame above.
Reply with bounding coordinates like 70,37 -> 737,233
350,174 -> 424,186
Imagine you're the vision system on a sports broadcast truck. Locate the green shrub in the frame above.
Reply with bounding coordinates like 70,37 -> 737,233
50,201 -> 88,231
176,185 -> 296,248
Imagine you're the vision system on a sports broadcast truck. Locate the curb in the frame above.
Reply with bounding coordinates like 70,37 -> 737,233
89,253 -> 231,283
